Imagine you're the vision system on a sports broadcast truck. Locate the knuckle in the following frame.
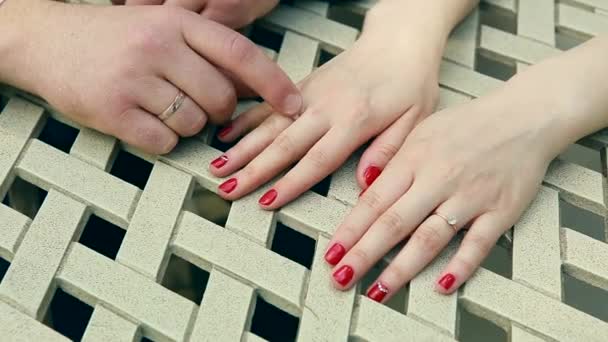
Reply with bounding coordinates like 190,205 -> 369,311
377,211 -> 405,236
273,132 -> 296,155
465,232 -> 494,257
349,248 -> 370,265
436,163 -> 464,183
383,266 -> 409,283
374,143 -> 400,162
211,85 -> 237,118
128,24 -> 170,57
240,163 -> 259,180
226,33 -> 257,65
262,115 -> 289,136
413,222 -> 445,251
452,255 -> 477,274
359,190 -> 383,213
304,148 -> 329,169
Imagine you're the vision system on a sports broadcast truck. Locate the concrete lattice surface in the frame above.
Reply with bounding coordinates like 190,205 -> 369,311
1,0 -> 608,341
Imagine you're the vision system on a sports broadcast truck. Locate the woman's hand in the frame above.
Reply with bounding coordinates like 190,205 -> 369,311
118,0 -> 279,29
1,0 -> 300,154
325,33 -> 608,301
326,93 -> 558,301
209,28 -> 443,207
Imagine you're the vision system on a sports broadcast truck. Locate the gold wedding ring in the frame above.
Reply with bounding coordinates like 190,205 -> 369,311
159,91 -> 186,121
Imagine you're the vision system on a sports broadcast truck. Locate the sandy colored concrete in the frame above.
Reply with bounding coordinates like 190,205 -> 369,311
0,1 -> 607,341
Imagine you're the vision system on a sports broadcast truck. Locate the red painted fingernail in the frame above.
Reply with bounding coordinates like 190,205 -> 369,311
324,243 -> 346,265
217,124 -> 233,138
367,282 -> 389,302
364,166 -> 381,186
219,178 -> 238,193
259,189 -> 277,206
333,265 -> 354,286
438,273 -> 456,290
211,155 -> 228,169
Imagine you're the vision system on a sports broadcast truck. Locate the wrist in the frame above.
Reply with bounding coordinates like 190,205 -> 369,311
360,1 -> 452,74
0,0 -> 62,96
498,37 -> 608,158
363,1 -> 454,43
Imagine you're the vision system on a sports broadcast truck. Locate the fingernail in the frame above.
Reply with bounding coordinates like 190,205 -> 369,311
211,155 -> 228,169
333,265 -> 354,286
324,243 -> 346,265
367,282 -> 389,302
259,189 -> 277,206
438,273 -> 456,290
284,93 -> 303,115
363,166 -> 381,186
217,124 -> 233,138
219,178 -> 238,194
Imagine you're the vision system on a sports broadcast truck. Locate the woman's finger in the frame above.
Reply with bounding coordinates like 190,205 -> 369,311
257,124 -> 369,209
330,178 -> 446,290
163,47 -> 237,124
209,113 -> 291,177
216,115 -> 327,199
216,103 -> 273,142
111,108 -> 178,154
435,212 -> 508,294
324,153 -> 414,267
181,14 -> 302,116
357,109 -> 418,189
132,77 -> 207,137
366,195 -> 483,302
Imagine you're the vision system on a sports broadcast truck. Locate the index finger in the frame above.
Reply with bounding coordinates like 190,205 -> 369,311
180,13 -> 303,116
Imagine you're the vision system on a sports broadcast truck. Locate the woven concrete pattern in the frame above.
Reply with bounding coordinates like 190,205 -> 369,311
0,0 -> 607,341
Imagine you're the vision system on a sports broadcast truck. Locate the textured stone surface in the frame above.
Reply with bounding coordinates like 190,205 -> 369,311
1,1 -> 607,341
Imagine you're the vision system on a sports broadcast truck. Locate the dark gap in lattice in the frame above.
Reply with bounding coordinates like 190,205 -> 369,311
271,222 -> 315,269
474,51 -> 516,81
2,177 -> 48,219
563,271 -> 608,322
481,241 -> 512,279
327,5 -> 365,30
161,254 -> 210,305
37,116 -> 79,154
110,149 -> 153,190
556,27 -> 592,51
0,257 -> 9,284
141,338 -> 155,342
359,260 -> 409,314
457,304 -> 508,342
559,143 -> 603,173
310,174 -> 332,197
560,200 -> 605,242
43,288 -> 93,341
184,182 -> 232,227
479,2 -> 516,34
317,50 -> 336,67
250,295 -> 300,342
79,215 -> 125,260
0,94 -> 9,112
249,24 -> 285,53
